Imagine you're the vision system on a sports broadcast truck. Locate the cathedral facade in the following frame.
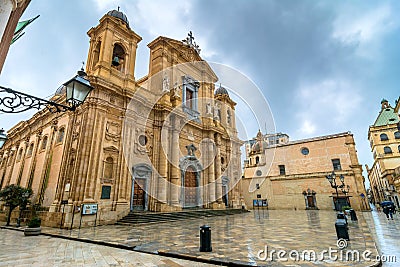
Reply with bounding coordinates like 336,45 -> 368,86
0,10 -> 243,227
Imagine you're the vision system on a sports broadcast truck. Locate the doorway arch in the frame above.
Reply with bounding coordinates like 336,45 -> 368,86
179,155 -> 203,208
222,176 -> 230,207
131,164 -> 151,211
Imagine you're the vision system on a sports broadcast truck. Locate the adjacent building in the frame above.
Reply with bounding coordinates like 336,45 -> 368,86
366,98 -> 400,208
242,130 -> 369,211
0,10 -> 243,227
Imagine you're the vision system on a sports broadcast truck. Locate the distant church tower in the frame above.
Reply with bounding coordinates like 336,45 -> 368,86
86,8 -> 142,89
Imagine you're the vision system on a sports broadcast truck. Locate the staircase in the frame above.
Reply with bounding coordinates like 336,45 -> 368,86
117,208 -> 249,225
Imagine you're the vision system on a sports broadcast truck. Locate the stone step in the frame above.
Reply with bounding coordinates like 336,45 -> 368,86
117,208 -> 248,225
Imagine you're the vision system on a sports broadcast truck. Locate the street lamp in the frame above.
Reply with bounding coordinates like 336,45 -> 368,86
341,184 -> 350,205
0,68 -> 93,113
326,171 -> 345,211
0,128 -> 7,149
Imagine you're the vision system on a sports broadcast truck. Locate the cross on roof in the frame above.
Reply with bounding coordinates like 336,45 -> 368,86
188,31 -> 194,45
182,31 -> 201,54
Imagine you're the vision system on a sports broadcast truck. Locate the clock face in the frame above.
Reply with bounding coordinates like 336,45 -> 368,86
301,147 -> 309,155
256,170 -> 262,176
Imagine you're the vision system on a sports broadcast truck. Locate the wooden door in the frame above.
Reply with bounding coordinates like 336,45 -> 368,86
133,179 -> 145,210
184,167 -> 197,207
307,196 -> 314,208
222,185 -> 228,206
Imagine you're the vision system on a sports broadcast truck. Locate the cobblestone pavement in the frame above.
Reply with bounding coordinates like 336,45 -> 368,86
31,210 -> 379,266
0,228 -> 216,267
363,208 -> 400,267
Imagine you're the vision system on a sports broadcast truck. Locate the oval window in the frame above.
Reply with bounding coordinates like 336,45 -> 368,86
301,147 -> 309,155
138,135 -> 147,146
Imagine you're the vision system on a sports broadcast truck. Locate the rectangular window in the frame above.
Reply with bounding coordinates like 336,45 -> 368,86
332,159 -> 341,171
279,165 -> 286,175
186,89 -> 193,109
101,185 -> 111,199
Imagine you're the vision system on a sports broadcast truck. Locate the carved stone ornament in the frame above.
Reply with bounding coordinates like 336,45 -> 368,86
105,121 -> 121,142
134,128 -> 147,155
171,82 -> 181,99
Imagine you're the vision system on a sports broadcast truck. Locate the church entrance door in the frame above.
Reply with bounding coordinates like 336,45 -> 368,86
184,167 -> 198,207
131,164 -> 151,211
307,196 -> 315,208
132,179 -> 146,210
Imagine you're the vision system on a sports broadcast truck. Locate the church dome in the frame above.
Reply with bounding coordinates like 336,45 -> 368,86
107,9 -> 129,27
215,85 -> 229,96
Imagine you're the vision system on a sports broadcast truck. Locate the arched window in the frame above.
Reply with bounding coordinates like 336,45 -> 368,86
93,41 -> 101,66
57,127 -> 65,143
395,131 -> 400,139
255,156 -> 260,164
380,133 -> 389,141
41,136 -> 48,150
17,148 -> 23,161
111,43 -> 125,72
227,110 -> 231,124
103,157 -> 114,179
398,145 -> 400,153
384,146 -> 392,154
27,143 -> 34,156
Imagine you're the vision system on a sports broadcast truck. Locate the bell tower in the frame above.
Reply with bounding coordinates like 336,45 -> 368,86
86,9 -> 142,89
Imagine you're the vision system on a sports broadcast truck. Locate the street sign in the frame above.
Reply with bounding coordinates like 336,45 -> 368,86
81,204 -> 98,215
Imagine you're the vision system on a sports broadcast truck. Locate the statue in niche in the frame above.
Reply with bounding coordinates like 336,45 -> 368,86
206,102 -> 212,115
172,82 -> 181,98
186,144 -> 197,156
162,74 -> 170,93
214,104 -> 221,121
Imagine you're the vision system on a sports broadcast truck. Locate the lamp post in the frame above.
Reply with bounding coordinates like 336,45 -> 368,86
341,184 -> 350,205
326,171 -> 346,211
0,68 -> 93,114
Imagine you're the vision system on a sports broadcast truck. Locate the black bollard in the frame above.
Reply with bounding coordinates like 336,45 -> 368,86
335,219 -> 349,240
199,225 -> 212,252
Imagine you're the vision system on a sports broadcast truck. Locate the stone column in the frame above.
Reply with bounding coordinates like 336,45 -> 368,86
207,132 -> 216,205
37,120 -> 58,206
27,130 -> 42,189
215,135 -> 222,203
158,121 -> 168,205
5,143 -> 19,186
170,116 -> 180,206
16,137 -> 30,185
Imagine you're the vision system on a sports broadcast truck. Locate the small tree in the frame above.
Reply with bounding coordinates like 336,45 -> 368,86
0,184 -> 33,226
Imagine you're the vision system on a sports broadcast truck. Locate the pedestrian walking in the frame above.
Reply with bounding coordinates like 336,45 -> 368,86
383,205 -> 393,220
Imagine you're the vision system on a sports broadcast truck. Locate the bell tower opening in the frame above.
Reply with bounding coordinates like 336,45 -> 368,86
112,43 -> 126,72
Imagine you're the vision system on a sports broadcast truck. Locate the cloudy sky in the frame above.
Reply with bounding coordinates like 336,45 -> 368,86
1,0 -> 400,187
